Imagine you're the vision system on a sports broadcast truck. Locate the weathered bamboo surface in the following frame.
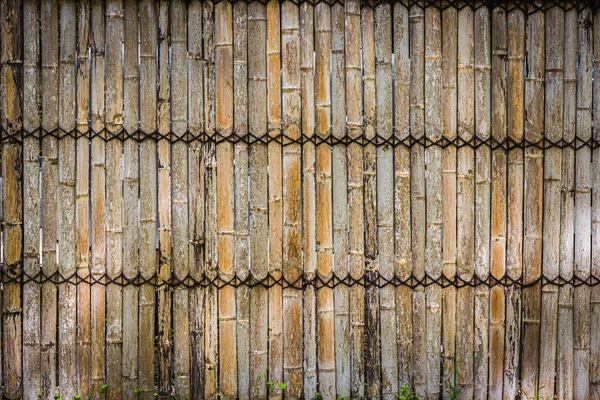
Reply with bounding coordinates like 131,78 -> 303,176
4,1 -> 600,398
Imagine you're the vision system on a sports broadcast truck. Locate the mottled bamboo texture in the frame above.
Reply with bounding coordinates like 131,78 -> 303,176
5,1 -> 600,399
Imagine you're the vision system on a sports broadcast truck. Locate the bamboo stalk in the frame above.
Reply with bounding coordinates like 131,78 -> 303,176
105,1 -> 124,398
315,4 -> 335,398
557,8 -> 577,399
473,7 -> 490,400
90,1 -> 106,396
233,3 -> 249,398
540,5 -> 563,399
138,1 -> 157,398
0,0 -> 23,397
409,4 -> 426,397
441,6 -> 457,398
300,3 -> 317,398
248,2 -> 268,397
75,0 -> 91,396
216,2 -> 237,397
504,9 -> 524,399
574,8 -> 592,400
393,2 -> 411,391
331,3 -> 349,399
122,0 -> 139,396
23,0 -> 41,396
345,1 -> 364,396
40,0 -> 59,396
489,6 -> 507,400
281,3 -> 303,396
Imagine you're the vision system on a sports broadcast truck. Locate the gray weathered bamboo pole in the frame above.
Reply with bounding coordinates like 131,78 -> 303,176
409,4 -> 426,397
424,5 -> 442,398
504,9 -> 524,399
138,1 -> 157,398
105,1 -> 124,398
0,0 -> 23,397
248,2 -> 268,397
315,4 -> 335,398
346,1 -> 365,396
90,1 -> 106,395
441,6 -> 457,398
123,0 -> 139,396
394,2 -> 411,390
540,5 -> 563,399
574,7 -> 592,400
362,6 -> 380,398
282,3 -> 303,396
23,0 -> 41,396
233,3 -> 249,398
75,0 -> 91,395
40,0 -> 59,395
331,4 -> 349,399
489,6 -> 507,399
473,7 -> 490,400
300,3 -> 317,398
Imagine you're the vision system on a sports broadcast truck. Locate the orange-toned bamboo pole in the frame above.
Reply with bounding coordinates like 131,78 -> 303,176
40,0 -> 59,396
138,1 -> 157,398
90,1 -> 107,395
267,0 -> 283,397
441,6 -> 457,398
489,6 -> 507,399
345,1 -> 365,396
122,0 -> 139,396
23,0 -> 41,396
248,2 -> 268,397
0,0 -> 23,397
504,9 -> 524,399
75,0 -> 91,395
393,2 -> 411,390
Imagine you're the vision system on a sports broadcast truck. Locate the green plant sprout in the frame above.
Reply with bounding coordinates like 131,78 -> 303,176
396,384 -> 420,400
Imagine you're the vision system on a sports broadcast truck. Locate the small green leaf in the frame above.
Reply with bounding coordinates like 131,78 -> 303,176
278,382 -> 288,390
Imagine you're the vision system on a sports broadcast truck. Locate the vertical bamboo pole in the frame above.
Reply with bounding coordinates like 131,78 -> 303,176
409,4 -> 426,397
424,5 -> 442,398
267,0 -> 283,396
216,1 -> 237,397
456,6 -> 474,398
441,6 -> 457,398
473,7 -> 490,400
138,1 -> 157,397
248,2 -> 268,397
90,1 -> 106,395
346,1 -> 364,396
315,3 -> 335,398
23,0 -> 41,396
57,3 -> 77,395
574,7 -> 592,400
300,1 -> 317,397
171,1 -> 190,396
504,9 -> 524,399
281,3 -> 303,396
75,1 -> 91,396
540,5 -> 563,399
0,0 -> 23,397
187,2 -> 205,395
557,8 -> 577,399
331,3 -> 349,399
40,0 -> 59,395
233,3 -> 249,398
105,1 -> 123,398
489,6 -> 507,399
393,2 -> 411,390
122,0 -> 139,396
156,1 -> 172,395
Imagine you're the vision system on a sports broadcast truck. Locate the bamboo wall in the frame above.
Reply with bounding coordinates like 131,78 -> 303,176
1,0 -> 600,398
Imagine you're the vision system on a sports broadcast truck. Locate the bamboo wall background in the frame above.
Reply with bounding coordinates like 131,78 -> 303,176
1,0 -> 600,398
